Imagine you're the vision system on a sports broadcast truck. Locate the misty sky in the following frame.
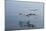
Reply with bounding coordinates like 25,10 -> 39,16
5,0 -> 44,29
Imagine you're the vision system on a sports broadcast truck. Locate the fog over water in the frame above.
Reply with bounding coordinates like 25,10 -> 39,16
5,0 -> 44,29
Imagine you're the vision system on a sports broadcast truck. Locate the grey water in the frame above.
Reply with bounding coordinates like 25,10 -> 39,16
5,0 -> 44,30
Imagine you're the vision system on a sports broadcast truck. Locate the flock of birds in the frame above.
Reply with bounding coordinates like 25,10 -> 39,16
19,13 -> 35,17
18,9 -> 38,17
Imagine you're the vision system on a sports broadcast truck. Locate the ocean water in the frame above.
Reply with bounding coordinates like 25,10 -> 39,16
5,0 -> 44,30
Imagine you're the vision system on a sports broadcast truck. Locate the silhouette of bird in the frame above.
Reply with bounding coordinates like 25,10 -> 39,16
26,13 -> 35,16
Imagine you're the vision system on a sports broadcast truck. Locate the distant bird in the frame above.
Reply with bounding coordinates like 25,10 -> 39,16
26,13 -> 35,16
